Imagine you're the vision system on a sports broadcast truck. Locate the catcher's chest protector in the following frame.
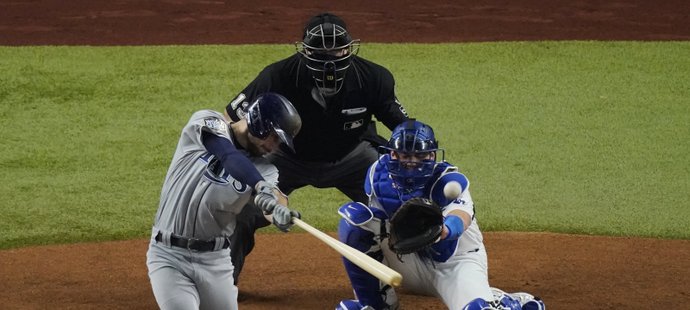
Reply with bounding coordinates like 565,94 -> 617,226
372,162 -> 424,216
371,161 -> 463,262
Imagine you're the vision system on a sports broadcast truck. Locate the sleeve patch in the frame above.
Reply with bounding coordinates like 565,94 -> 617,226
204,118 -> 228,134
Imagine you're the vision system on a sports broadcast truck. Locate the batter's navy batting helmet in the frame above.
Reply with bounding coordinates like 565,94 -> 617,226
383,120 -> 443,192
296,12 -> 360,95
245,92 -> 302,152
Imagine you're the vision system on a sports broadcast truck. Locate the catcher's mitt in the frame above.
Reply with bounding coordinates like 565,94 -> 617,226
388,197 -> 444,255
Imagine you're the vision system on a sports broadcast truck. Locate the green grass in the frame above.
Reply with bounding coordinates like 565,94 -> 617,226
0,42 -> 688,249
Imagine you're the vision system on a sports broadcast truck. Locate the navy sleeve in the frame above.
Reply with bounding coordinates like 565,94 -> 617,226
201,131 -> 263,188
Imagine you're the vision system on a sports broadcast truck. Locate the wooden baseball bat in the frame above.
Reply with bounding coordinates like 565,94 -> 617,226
292,218 -> 403,288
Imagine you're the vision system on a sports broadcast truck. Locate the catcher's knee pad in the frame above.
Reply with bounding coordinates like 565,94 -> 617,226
338,202 -> 387,228
339,202 -> 375,226
338,202 -> 387,250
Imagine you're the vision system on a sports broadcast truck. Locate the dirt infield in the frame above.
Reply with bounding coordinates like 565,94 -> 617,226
1,0 -> 689,309
2,0 -> 689,45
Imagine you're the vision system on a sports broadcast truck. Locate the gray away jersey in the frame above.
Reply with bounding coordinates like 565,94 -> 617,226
153,110 -> 278,240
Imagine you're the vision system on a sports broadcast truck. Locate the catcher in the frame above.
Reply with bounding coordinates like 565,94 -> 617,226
335,120 -> 546,310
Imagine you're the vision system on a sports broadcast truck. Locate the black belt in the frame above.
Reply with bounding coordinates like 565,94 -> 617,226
155,232 -> 230,252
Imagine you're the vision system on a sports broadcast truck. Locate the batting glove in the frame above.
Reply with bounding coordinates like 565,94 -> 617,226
272,204 -> 300,232
254,180 -> 279,214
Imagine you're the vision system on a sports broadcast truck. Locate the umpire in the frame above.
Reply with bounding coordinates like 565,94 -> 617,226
224,12 -> 409,287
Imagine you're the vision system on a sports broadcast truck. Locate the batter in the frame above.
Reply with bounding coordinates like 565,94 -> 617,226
146,93 -> 301,310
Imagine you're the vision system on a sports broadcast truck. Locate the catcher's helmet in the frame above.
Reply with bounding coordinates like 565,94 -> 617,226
296,13 -> 360,95
245,92 -> 302,152
383,120 -> 443,192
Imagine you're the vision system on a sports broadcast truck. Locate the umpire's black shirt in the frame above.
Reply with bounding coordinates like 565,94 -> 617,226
226,53 -> 408,162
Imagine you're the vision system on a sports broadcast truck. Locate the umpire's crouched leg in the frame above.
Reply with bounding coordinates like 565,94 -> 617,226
231,204 -> 271,285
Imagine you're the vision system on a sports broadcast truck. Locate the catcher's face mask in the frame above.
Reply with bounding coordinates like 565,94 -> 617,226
383,120 -> 444,192
388,151 -> 437,192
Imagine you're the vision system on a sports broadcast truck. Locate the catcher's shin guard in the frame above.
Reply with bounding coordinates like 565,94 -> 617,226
338,218 -> 385,308
338,203 -> 397,310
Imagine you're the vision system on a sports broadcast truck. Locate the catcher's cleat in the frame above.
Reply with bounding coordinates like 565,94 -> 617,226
489,287 -> 546,310
336,299 -> 376,310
